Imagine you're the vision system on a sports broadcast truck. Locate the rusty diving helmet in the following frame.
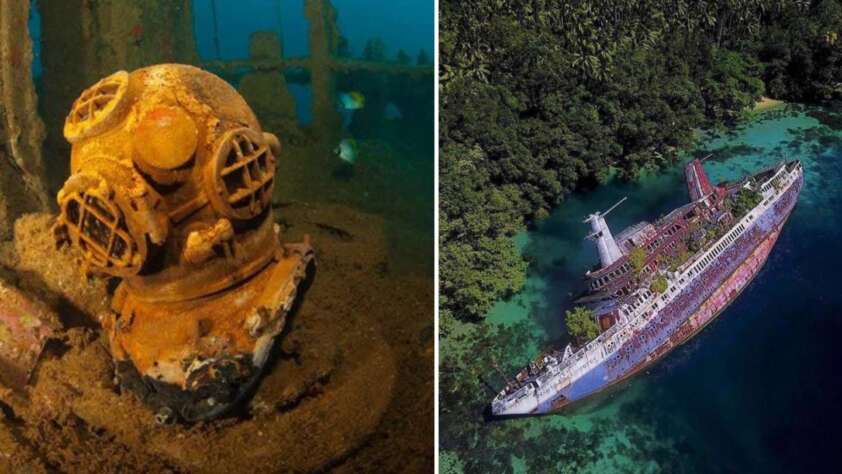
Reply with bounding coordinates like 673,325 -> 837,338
54,64 -> 314,422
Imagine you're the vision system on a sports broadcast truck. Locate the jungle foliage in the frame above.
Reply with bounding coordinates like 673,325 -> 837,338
441,0 -> 842,323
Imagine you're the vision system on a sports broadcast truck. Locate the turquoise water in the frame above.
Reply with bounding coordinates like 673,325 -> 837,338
441,106 -> 842,473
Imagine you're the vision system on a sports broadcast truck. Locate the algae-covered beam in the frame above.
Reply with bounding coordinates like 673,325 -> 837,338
0,0 -> 50,210
306,0 -> 341,140
204,57 -> 433,77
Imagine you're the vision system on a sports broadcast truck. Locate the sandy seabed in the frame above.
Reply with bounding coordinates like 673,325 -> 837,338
0,202 -> 433,473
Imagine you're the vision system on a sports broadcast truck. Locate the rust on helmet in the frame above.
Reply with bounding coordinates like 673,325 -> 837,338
53,64 -> 315,422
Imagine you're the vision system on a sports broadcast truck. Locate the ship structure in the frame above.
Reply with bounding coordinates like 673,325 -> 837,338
491,159 -> 803,416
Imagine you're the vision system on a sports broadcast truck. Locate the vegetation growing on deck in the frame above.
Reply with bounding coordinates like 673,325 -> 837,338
564,306 -> 599,346
732,187 -> 764,218
628,247 -> 647,274
650,275 -> 669,294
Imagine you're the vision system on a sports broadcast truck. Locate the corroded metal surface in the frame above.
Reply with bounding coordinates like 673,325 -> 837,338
54,64 -> 315,421
0,281 -> 58,390
0,0 -> 50,235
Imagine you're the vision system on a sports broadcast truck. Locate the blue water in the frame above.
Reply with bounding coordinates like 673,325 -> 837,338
193,0 -> 308,59
28,0 -> 42,80
287,83 -> 314,124
333,0 -> 434,58
441,106 -> 842,473
191,0 -> 433,125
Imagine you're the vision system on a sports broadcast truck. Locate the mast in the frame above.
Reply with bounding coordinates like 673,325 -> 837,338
584,197 -> 626,268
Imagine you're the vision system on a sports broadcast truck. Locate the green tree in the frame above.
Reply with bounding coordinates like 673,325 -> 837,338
650,275 -> 668,294
731,187 -> 763,217
702,49 -> 765,123
628,246 -> 647,274
565,307 -> 600,345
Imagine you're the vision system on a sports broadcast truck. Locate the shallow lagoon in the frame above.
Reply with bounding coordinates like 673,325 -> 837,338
441,106 -> 842,473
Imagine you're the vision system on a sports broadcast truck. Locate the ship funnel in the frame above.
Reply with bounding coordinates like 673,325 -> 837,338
584,197 -> 625,268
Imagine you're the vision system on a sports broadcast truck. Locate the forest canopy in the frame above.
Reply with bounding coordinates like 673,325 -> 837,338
441,0 -> 842,324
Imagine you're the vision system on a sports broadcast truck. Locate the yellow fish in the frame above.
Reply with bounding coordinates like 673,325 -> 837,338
339,91 -> 365,110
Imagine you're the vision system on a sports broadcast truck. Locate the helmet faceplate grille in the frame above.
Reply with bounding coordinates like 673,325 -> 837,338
210,129 -> 275,220
61,191 -> 140,274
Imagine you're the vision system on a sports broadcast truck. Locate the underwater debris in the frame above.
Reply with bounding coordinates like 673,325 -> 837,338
0,281 -> 58,391
53,64 -> 315,422
335,138 -> 358,164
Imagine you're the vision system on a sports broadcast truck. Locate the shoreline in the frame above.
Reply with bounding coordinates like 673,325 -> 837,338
753,96 -> 786,113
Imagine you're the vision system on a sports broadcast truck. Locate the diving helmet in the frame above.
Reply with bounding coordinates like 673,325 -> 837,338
54,64 -> 314,422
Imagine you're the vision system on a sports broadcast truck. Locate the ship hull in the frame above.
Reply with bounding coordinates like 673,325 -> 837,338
529,173 -> 802,415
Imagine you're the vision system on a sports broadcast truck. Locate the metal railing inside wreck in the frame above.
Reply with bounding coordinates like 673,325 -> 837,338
197,0 -> 433,144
